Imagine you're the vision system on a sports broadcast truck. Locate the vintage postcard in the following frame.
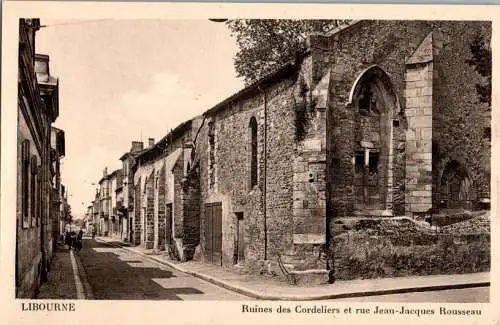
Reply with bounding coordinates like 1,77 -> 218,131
1,2 -> 498,325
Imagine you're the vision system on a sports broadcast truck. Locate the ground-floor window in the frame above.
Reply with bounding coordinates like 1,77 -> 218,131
354,150 -> 380,205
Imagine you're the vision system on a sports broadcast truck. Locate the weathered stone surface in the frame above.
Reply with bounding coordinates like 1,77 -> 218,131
121,20 -> 490,278
157,163 -> 166,251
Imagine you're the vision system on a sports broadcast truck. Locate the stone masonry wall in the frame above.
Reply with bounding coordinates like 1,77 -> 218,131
265,80 -> 298,268
182,164 -> 201,260
197,76 -> 297,271
307,21 -> 492,277
157,163 -> 166,251
288,59 -> 329,270
145,172 -> 154,249
198,101 -> 264,268
172,158 -> 184,240
133,177 -> 141,245
17,114 -> 43,298
309,20 -> 436,220
133,145 -> 186,254
153,169 -> 159,251
405,59 -> 433,214
431,21 -> 491,204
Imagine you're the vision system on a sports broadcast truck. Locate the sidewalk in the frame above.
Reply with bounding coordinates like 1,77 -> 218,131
96,237 -> 490,301
36,242 -> 93,299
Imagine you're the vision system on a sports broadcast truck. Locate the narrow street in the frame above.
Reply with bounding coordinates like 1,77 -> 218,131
36,237 -> 489,302
76,238 -> 249,300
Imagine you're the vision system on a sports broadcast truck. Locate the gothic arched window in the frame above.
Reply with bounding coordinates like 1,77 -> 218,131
440,160 -> 472,209
357,81 -> 380,116
349,66 -> 398,209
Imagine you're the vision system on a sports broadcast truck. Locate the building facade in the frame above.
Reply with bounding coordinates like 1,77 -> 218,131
16,19 -> 63,298
92,191 -> 100,235
59,184 -> 69,239
50,127 -> 65,248
130,120 -> 202,259
109,168 -> 122,238
114,169 -> 126,239
89,20 -> 490,279
98,168 -> 111,236
119,141 -> 146,242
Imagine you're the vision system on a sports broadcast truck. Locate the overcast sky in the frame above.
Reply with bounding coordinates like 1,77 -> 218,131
36,19 -> 244,218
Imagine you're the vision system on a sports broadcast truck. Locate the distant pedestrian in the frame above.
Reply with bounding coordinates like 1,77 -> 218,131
69,231 -> 77,250
65,231 -> 72,249
75,230 -> 83,251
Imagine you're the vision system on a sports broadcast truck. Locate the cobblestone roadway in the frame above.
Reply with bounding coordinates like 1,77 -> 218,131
77,238 -> 250,300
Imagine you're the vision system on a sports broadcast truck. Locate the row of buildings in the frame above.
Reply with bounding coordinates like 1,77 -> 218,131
17,19 -> 70,298
87,20 -> 491,280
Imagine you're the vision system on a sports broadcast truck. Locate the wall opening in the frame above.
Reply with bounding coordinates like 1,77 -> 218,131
234,212 -> 245,265
350,66 -> 397,212
368,152 -> 379,176
357,83 -> 380,116
439,160 -> 473,209
248,117 -> 258,189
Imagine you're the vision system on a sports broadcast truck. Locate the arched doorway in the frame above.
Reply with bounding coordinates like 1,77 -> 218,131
349,66 -> 398,212
439,160 -> 473,209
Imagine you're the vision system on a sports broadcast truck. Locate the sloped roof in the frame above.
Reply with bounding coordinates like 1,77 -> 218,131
203,61 -> 300,117
136,119 -> 193,164
406,32 -> 434,65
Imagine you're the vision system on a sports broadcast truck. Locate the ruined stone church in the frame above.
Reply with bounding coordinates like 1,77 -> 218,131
122,20 -> 490,280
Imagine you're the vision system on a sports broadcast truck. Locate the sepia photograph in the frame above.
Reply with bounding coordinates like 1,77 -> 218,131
2,3 -> 498,325
13,16 -> 492,302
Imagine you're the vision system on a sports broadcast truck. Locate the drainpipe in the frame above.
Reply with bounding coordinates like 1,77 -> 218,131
257,85 -> 268,261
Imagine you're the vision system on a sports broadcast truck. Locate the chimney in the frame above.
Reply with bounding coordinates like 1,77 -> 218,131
131,141 -> 144,153
103,167 -> 108,178
148,138 -> 155,148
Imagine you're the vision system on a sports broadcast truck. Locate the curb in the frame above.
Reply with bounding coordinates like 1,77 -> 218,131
73,250 -> 94,299
96,238 -> 490,301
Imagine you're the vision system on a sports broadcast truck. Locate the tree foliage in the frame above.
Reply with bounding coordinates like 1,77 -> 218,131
226,19 -> 349,84
467,32 -> 492,106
